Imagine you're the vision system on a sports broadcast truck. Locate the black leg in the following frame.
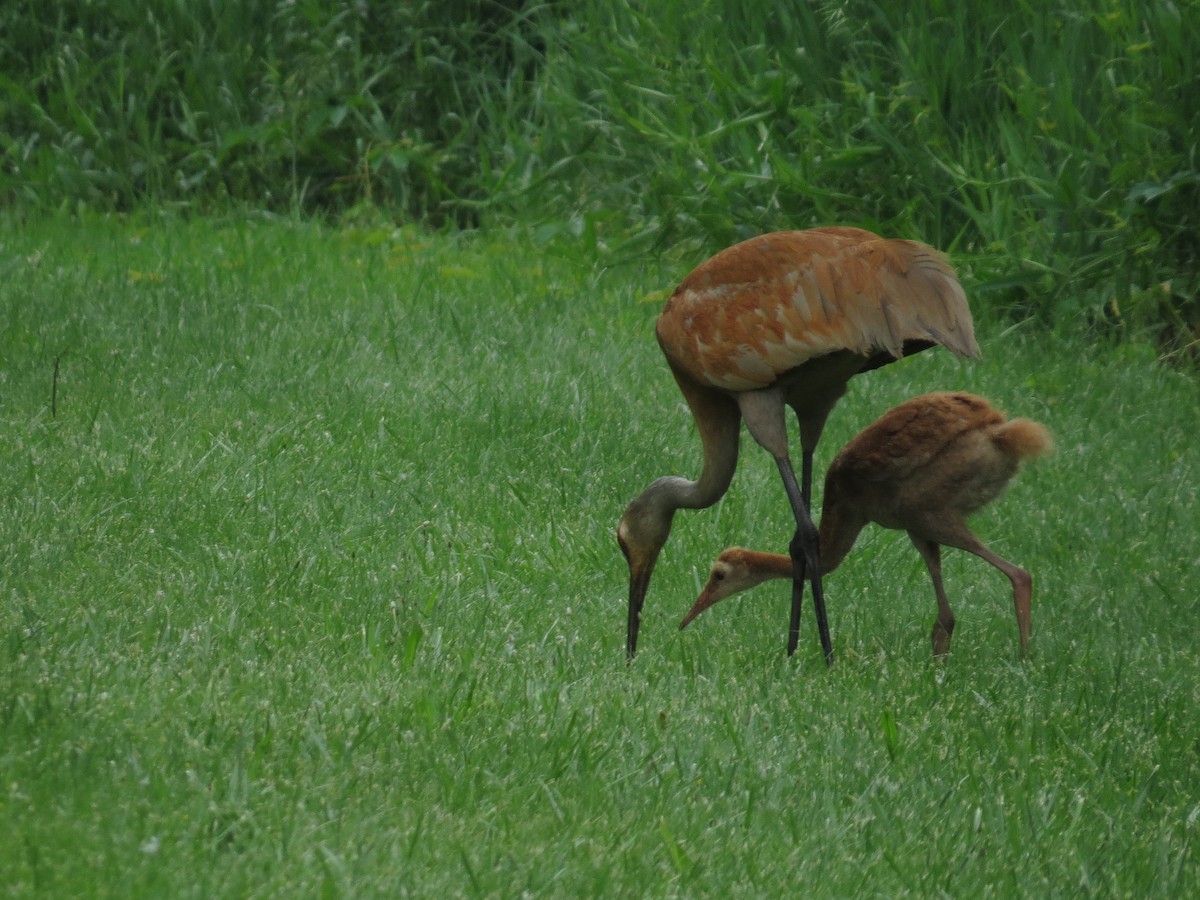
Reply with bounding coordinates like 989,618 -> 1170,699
787,550 -> 804,656
801,447 -> 814,509
776,455 -> 833,665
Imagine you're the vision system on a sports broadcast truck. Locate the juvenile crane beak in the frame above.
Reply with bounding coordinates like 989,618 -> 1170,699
678,548 -> 792,632
679,588 -> 720,630
679,559 -> 738,629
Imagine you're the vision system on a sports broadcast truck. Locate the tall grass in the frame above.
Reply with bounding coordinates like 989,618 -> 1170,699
1,215 -> 1198,895
1,1 -> 1196,354
528,0 -> 1198,348
0,1 -> 544,222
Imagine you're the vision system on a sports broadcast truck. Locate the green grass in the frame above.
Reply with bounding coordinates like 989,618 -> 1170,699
2,215 -> 1198,896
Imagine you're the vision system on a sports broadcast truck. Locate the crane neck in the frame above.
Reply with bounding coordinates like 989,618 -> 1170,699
665,365 -> 742,512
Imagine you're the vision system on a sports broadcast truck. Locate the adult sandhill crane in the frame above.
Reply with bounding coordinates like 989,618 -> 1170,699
617,227 -> 980,662
679,392 -> 1052,656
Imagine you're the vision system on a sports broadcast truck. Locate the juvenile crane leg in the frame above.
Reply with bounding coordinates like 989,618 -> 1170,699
970,543 -> 1032,657
910,536 -> 956,655
912,514 -> 1033,657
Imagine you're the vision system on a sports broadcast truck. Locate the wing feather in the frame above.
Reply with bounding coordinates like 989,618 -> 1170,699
656,229 -> 980,391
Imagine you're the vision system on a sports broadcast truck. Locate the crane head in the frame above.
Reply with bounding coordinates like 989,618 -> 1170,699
680,547 -> 790,629
617,479 -> 680,658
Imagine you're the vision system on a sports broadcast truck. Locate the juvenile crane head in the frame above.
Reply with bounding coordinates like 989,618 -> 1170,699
679,547 -> 792,629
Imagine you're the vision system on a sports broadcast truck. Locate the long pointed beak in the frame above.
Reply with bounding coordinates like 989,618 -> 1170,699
626,567 -> 652,660
679,586 -> 720,630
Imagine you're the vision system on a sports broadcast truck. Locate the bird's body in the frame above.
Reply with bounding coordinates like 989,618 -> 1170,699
618,227 -> 980,661
656,228 -> 977,392
680,392 -> 1053,656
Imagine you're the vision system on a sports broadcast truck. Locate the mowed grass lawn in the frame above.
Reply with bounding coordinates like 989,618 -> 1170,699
2,216 -> 1198,896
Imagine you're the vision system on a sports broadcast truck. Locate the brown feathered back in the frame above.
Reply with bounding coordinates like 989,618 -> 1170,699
817,392 -> 1051,573
655,228 -> 980,391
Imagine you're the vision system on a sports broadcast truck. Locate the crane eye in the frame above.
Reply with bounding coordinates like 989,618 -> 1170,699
712,570 -> 725,581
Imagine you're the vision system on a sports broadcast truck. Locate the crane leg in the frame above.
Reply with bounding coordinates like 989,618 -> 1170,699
740,390 -> 834,664
908,514 -> 1033,658
909,535 -> 956,656
801,448 -> 814,509
776,455 -> 833,665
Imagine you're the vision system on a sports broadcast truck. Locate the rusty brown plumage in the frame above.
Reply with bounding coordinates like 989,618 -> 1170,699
680,392 -> 1052,657
618,227 -> 981,662
655,228 -> 978,391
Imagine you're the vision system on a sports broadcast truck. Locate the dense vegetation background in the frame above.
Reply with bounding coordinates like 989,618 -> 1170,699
1,0 -> 1197,357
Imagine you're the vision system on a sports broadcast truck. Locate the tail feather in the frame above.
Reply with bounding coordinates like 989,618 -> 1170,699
993,418 -> 1053,461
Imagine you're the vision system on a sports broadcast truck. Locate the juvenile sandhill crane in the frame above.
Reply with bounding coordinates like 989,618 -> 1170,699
679,392 -> 1052,656
617,227 -> 979,662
